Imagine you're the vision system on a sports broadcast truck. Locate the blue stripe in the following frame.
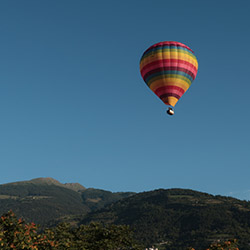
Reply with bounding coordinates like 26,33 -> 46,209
142,46 -> 195,58
145,70 -> 194,83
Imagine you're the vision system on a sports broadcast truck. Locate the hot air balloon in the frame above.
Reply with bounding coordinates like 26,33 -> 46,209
140,41 -> 198,115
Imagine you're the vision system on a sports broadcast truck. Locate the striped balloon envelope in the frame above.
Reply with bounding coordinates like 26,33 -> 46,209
140,41 -> 198,113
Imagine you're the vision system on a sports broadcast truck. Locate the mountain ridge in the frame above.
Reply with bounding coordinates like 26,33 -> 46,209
3,177 -> 86,192
0,177 -> 134,228
80,188 -> 250,249
1,178 -> 250,249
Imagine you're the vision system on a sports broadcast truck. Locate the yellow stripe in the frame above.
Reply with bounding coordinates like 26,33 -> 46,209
140,52 -> 198,69
162,96 -> 178,107
148,75 -> 191,87
149,78 -> 190,92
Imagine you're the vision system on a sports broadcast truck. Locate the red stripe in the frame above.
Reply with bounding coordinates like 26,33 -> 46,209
140,59 -> 198,78
154,86 -> 185,98
160,93 -> 181,100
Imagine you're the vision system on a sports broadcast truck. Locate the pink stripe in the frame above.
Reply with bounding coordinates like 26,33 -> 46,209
140,59 -> 197,78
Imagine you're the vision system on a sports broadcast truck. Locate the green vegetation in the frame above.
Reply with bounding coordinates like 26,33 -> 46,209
0,178 -> 132,228
0,210 -> 141,249
81,189 -> 250,249
1,179 -> 250,249
81,188 -> 134,211
0,211 -> 240,250
0,182 -> 89,227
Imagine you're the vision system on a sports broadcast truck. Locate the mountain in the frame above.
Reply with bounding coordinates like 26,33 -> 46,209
0,177 -> 133,228
1,178 -> 250,249
7,177 -> 86,192
80,188 -> 250,250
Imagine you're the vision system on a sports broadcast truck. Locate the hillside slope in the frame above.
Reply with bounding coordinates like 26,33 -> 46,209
0,178 -> 133,227
81,188 -> 250,250
0,179 -> 88,226
1,179 -> 250,249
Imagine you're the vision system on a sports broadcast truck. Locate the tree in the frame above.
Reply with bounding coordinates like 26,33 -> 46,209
73,222 -> 141,250
0,211 -> 141,250
188,239 -> 239,250
0,210 -> 40,249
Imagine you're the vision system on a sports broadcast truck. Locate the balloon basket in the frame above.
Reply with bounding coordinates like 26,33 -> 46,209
167,108 -> 174,116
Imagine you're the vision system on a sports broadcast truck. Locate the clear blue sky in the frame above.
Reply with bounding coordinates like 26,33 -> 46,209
0,0 -> 249,200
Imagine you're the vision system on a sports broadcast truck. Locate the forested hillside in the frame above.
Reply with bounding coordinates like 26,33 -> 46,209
1,179 -> 250,249
0,178 -> 133,227
81,189 -> 250,250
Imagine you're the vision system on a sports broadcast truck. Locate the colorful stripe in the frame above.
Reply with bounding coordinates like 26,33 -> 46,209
142,67 -> 196,81
140,41 -> 198,107
140,53 -> 198,69
141,47 -> 196,61
140,59 -> 198,77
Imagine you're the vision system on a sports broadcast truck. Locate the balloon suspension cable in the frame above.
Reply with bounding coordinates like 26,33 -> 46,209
167,107 -> 174,116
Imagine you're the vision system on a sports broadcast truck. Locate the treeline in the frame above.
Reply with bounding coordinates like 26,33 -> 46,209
0,210 -> 141,250
0,211 -> 239,250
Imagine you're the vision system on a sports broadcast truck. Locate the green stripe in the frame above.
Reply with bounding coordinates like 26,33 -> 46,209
142,48 -> 197,60
147,74 -> 192,87
145,70 -> 194,82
